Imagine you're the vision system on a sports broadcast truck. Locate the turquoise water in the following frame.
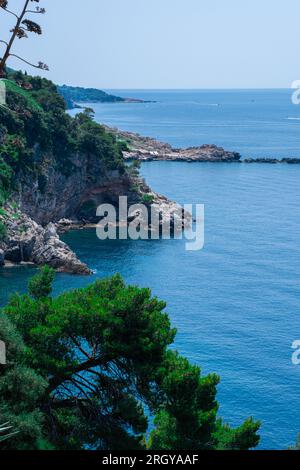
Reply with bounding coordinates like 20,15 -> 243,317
2,91 -> 300,449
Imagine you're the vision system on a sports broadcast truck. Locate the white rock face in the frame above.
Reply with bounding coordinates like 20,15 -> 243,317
0,207 -> 91,274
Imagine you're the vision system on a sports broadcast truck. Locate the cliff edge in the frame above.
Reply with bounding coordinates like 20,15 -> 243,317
0,72 -> 185,274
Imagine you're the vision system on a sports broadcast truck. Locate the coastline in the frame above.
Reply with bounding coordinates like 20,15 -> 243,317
104,125 -> 300,164
0,188 -> 191,274
2,94 -> 299,275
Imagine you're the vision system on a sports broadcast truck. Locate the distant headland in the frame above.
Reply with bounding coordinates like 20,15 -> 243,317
58,84 -> 155,109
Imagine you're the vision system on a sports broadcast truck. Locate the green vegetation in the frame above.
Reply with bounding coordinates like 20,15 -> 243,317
0,3 -> 260,454
142,194 -> 155,204
0,70 -> 127,209
0,309 -> 48,449
58,85 -> 125,109
117,138 -> 130,152
3,80 -> 42,110
128,159 -> 141,178
0,267 -> 260,450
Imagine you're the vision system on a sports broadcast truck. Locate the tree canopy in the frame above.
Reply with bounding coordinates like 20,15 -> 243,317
0,268 -> 260,450
0,70 -> 126,209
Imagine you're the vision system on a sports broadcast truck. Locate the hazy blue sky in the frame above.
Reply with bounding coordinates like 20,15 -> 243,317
2,0 -> 300,88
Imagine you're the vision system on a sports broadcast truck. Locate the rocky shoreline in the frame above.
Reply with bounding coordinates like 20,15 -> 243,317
0,187 -> 190,275
105,126 -> 300,164
2,122 -> 299,276
105,126 -> 241,162
0,206 -> 91,274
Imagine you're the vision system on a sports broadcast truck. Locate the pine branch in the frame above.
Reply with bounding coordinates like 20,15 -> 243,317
9,53 -> 49,70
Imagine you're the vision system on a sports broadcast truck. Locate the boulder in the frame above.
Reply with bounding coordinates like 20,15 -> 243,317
2,207 -> 91,275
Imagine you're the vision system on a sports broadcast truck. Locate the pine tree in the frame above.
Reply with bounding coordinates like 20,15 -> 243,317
0,0 -> 48,77
0,268 -> 260,450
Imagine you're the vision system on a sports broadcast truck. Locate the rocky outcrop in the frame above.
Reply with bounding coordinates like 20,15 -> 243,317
104,126 -> 241,162
56,187 -> 191,240
132,179 -> 192,233
105,126 -> 300,164
19,144 -> 184,228
0,148 -> 122,273
1,149 -> 187,274
124,144 -> 241,162
1,74 -> 189,275
19,149 -> 138,226
4,148 -> 143,273
5,120 -> 297,275
0,207 -> 90,274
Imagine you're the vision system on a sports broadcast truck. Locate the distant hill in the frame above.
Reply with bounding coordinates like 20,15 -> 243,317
58,84 -> 152,109
6,69 -> 149,109
58,85 -> 126,109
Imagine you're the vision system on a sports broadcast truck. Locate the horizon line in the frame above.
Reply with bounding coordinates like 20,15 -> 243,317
58,85 -> 294,92
102,87 -> 292,91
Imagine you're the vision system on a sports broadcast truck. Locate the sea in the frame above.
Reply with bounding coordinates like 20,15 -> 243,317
1,89 -> 300,449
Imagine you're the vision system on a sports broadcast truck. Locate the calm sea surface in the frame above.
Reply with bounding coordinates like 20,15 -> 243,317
1,90 -> 300,449
92,88 -> 300,158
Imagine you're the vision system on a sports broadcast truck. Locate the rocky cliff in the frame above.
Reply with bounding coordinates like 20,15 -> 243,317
0,72 -> 185,274
0,206 -> 90,274
0,152 -> 184,274
0,168 -> 184,275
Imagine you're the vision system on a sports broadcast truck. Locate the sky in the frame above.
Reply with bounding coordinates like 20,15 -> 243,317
1,0 -> 300,89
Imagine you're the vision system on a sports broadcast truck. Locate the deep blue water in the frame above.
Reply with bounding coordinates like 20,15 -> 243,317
76,89 -> 300,158
1,91 -> 300,449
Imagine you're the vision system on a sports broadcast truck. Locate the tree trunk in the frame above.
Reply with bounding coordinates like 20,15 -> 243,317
0,0 -> 30,77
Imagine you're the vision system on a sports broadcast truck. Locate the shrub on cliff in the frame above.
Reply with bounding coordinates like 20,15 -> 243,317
0,268 -> 260,450
0,71 -> 126,207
